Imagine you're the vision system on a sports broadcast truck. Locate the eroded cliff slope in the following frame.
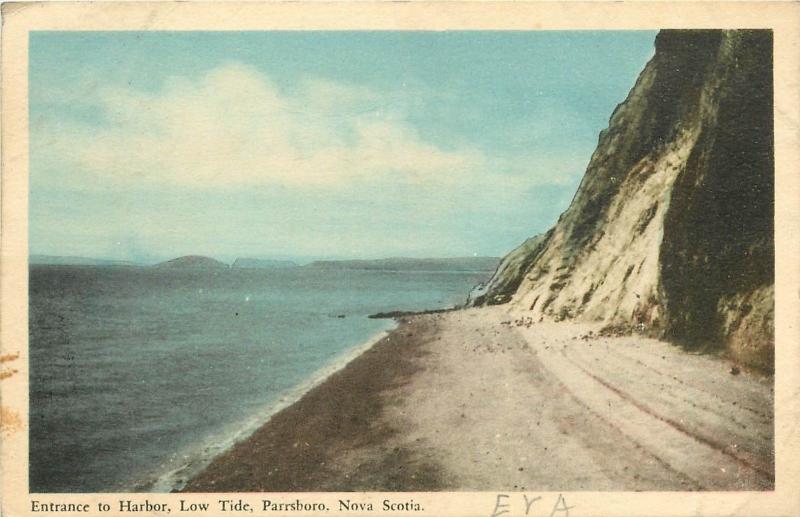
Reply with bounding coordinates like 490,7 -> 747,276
472,30 -> 774,371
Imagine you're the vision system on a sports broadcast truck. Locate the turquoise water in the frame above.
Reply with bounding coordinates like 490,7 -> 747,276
28,265 -> 489,493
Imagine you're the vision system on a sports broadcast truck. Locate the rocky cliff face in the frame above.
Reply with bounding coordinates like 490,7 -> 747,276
472,30 -> 774,372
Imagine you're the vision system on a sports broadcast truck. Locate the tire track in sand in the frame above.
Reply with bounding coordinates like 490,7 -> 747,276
524,326 -> 773,490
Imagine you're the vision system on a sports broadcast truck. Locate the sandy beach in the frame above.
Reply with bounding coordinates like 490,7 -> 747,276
183,307 -> 773,492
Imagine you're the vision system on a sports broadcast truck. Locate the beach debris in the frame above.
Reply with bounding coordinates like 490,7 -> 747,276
512,316 -> 535,328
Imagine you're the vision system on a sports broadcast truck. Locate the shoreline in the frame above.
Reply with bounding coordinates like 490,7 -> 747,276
182,314 -> 444,492
145,324 -> 397,493
183,308 -> 774,492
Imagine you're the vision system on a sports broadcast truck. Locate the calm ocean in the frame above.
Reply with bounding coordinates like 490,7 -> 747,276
29,265 -> 489,493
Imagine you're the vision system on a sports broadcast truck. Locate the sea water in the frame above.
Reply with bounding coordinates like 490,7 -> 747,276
28,265 -> 489,493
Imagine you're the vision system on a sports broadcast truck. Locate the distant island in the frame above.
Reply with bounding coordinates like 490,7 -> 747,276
231,258 -> 298,269
154,255 -> 229,270
305,257 -> 500,272
29,255 -> 139,267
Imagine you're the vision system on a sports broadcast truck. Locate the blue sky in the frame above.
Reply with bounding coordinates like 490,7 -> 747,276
30,31 -> 656,263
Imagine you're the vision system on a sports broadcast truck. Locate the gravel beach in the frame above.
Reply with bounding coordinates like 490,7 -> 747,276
184,307 -> 773,492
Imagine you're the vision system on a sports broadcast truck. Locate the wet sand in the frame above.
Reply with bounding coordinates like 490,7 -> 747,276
183,307 -> 773,492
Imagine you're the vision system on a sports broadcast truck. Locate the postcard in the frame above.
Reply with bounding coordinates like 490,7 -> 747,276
2,2 -> 799,516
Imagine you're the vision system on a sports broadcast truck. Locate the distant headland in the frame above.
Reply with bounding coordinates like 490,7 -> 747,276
30,254 -> 501,272
154,255 -> 229,270
305,257 -> 499,272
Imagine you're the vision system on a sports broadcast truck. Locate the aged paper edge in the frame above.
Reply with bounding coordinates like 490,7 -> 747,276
2,2 -> 799,516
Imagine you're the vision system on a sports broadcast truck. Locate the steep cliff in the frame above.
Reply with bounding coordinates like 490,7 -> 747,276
472,30 -> 774,372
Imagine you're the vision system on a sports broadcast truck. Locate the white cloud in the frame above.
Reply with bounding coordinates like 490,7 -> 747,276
31,61 -> 597,260
41,62 -> 485,189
